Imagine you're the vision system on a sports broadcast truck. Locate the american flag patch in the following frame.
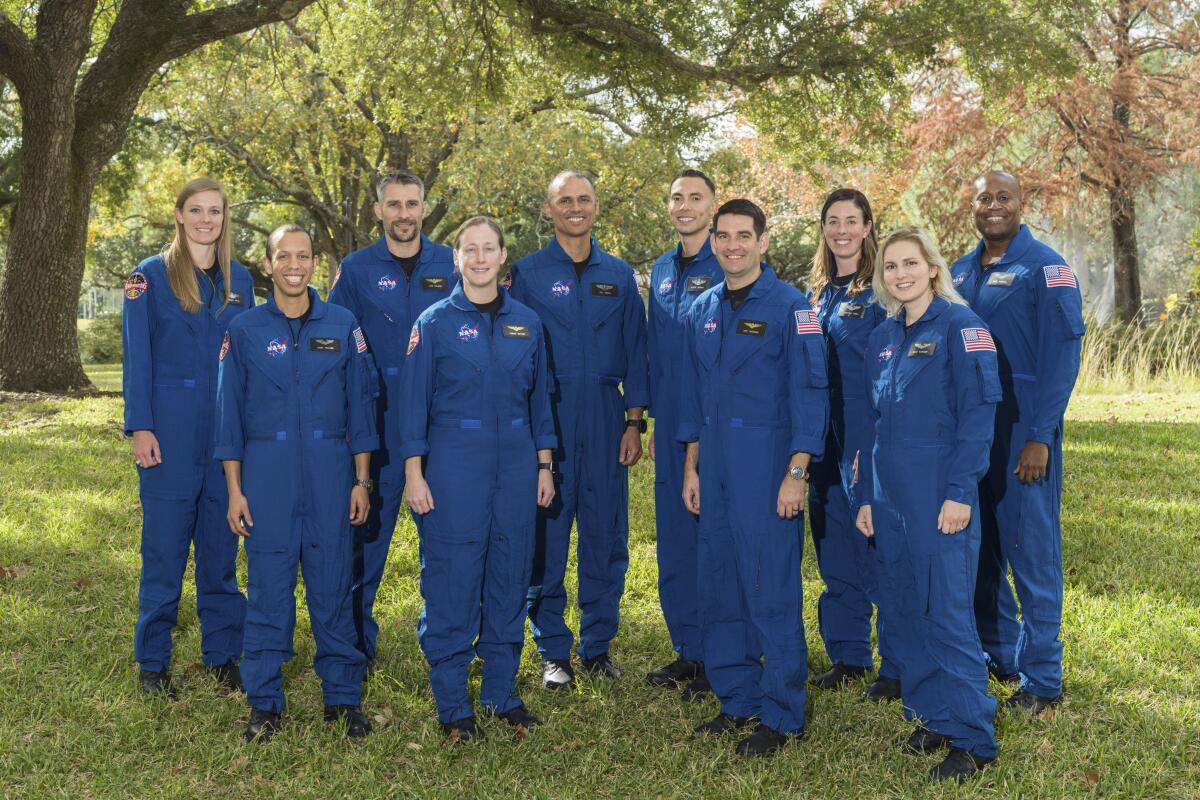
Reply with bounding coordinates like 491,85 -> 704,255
330,265 -> 342,291
219,331 -> 230,361
406,324 -> 420,355
353,327 -> 367,353
961,327 -> 996,352
795,309 -> 821,335
1043,265 -> 1077,289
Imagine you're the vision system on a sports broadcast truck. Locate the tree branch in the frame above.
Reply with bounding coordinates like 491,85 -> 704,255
0,14 -> 36,92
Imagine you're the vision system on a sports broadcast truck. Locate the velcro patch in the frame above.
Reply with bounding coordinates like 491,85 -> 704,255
838,302 -> 866,318
501,324 -> 531,339
986,271 -> 1016,287
310,337 -> 341,352
736,319 -> 767,336
908,341 -> 937,357
686,276 -> 712,293
228,291 -> 244,305
591,282 -> 619,297
421,276 -> 450,291
124,271 -> 148,300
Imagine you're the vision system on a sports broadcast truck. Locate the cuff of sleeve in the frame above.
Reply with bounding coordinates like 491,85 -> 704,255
534,435 -> 557,451
676,422 -> 700,443
623,392 -> 650,410
1026,427 -> 1054,445
349,435 -> 380,455
789,435 -> 824,460
214,445 -> 244,462
124,419 -> 154,437
944,484 -> 977,506
398,439 -> 429,459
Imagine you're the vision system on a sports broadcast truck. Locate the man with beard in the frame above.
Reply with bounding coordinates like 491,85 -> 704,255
328,170 -> 456,674
507,170 -> 649,689
950,171 -> 1085,714
644,170 -> 723,700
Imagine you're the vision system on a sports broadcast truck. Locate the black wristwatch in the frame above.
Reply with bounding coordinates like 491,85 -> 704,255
625,418 -> 647,433
353,478 -> 375,492
538,462 -> 554,473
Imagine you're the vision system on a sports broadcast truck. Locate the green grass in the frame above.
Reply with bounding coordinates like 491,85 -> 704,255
2,378 -> 1199,798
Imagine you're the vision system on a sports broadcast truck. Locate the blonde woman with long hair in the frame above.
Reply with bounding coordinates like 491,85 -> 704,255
122,177 -> 255,698
854,227 -> 1003,782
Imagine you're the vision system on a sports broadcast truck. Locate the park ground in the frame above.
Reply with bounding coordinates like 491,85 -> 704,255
0,369 -> 1198,798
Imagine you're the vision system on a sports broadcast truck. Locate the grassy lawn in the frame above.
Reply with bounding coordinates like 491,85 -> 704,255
2,374 -> 1198,798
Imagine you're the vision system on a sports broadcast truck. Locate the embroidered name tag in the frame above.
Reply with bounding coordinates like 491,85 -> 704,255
421,277 -> 449,291
736,319 -> 767,336
310,337 -> 341,352
686,276 -> 711,293
228,291 -> 244,305
908,341 -> 937,357
501,324 -> 531,339
591,282 -> 619,297
987,272 -> 1016,287
838,302 -> 866,318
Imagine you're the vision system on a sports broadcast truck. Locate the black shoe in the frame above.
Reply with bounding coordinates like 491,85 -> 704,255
1003,689 -> 1062,713
897,726 -> 952,755
442,715 -> 485,742
580,652 -> 621,679
139,669 -> 177,699
646,658 -> 701,688
324,705 -> 372,738
542,659 -> 576,690
861,676 -> 902,703
694,713 -> 756,736
243,708 -> 282,743
930,747 -> 995,782
988,665 -> 1020,686
209,660 -> 244,693
681,669 -> 713,702
494,705 -> 542,731
735,723 -> 795,757
810,664 -> 869,690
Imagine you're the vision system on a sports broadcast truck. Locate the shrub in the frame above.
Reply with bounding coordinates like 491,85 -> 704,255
78,315 -> 122,364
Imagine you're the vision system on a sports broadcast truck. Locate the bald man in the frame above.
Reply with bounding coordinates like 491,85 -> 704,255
506,171 -> 649,689
950,171 -> 1085,713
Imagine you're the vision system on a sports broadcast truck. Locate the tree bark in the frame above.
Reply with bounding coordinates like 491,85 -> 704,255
0,0 -> 316,392
1109,183 -> 1141,323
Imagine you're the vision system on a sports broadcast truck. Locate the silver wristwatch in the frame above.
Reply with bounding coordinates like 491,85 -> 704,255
788,466 -> 809,482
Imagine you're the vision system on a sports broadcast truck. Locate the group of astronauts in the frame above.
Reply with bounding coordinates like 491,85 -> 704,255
122,163 -> 1083,783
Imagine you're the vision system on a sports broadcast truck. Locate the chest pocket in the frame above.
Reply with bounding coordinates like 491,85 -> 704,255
301,329 -> 348,388
724,316 -> 777,375
586,280 -> 624,329
895,332 -> 946,393
497,322 -> 538,375
978,269 -> 1028,316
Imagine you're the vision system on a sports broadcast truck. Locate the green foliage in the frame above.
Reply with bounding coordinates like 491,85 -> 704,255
1079,315 -> 1200,392
1,387 -> 1198,796
77,317 -> 123,365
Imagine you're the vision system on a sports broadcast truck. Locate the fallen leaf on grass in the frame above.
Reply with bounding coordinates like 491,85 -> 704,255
252,775 -> 276,789
1039,705 -> 1057,722
22,732 -> 35,744
406,742 -> 422,751
72,577 -> 91,590
1084,769 -> 1100,788
72,606 -> 97,614
225,755 -> 250,773
0,565 -> 29,581
1036,739 -> 1054,756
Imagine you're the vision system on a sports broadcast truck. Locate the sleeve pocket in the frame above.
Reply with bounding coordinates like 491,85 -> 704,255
1056,301 -> 1086,340
804,336 -> 829,389
976,360 -> 1002,403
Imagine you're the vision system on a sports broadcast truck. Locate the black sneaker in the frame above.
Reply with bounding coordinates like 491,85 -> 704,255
580,652 -> 621,679
139,669 -> 177,699
810,663 -> 869,690
542,658 -> 576,690
861,676 -> 901,703
243,708 -> 282,743
646,658 -> 701,688
1003,689 -> 1062,714
735,723 -> 795,757
694,713 -> 756,736
897,726 -> 951,755
209,660 -> 244,693
930,747 -> 995,782
988,665 -> 1020,686
681,669 -> 713,702
494,705 -> 542,731
442,715 -> 485,742
324,704 -> 372,738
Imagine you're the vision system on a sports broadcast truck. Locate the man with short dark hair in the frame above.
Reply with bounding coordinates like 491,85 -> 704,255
644,169 -> 723,699
507,170 -> 649,689
951,171 -> 1085,713
679,199 -> 828,756
328,170 -> 456,672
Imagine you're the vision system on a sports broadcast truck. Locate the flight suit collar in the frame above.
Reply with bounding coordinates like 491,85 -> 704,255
969,224 -> 1035,270
675,236 -> 714,267
263,286 -> 328,320
898,295 -> 949,328
368,232 -> 438,268
719,263 -> 776,302
448,281 -> 516,318
546,235 -> 602,268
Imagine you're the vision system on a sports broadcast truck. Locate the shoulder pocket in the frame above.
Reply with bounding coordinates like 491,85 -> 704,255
976,360 -> 1002,403
804,335 -> 829,389
1055,300 -> 1086,340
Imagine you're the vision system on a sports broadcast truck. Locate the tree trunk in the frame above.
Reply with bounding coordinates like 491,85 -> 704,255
1109,183 -> 1141,323
0,77 -> 93,391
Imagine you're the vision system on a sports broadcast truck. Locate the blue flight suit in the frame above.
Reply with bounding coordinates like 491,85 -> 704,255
859,296 -> 1002,758
646,238 -> 723,662
214,288 -> 378,713
677,266 -> 828,736
507,237 -> 649,661
399,283 -> 556,723
122,255 -> 254,673
951,224 -> 1085,698
806,282 -> 898,678
328,233 -> 456,661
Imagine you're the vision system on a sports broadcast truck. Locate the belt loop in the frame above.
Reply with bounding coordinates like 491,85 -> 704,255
275,431 -> 287,441
313,430 -> 323,440
730,418 -> 744,428
512,417 -> 525,427
460,419 -> 482,429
